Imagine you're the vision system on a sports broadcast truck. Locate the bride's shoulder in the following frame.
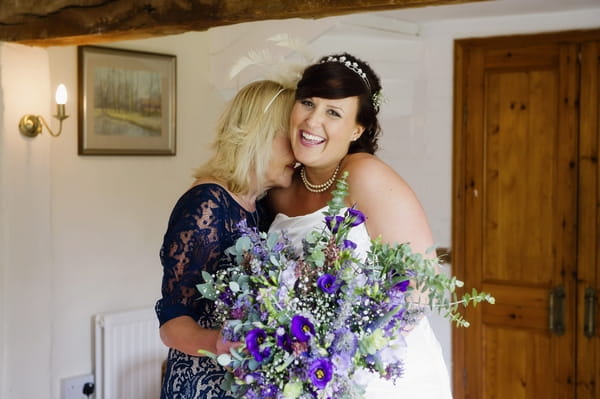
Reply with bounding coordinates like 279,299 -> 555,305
343,153 -> 400,183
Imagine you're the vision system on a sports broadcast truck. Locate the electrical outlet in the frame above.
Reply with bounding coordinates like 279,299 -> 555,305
61,373 -> 95,399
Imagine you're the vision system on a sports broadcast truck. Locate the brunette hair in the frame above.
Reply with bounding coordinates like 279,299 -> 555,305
295,52 -> 382,154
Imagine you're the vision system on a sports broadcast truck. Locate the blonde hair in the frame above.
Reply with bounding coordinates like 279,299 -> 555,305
194,80 -> 295,194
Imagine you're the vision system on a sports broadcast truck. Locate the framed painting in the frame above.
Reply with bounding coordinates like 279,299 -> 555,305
78,46 -> 176,155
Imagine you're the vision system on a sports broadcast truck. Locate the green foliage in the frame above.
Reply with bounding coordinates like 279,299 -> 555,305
366,225 -> 494,327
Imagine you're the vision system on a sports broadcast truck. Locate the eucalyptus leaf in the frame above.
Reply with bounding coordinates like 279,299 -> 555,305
266,232 -> 279,250
217,353 -> 232,367
220,371 -> 234,391
201,271 -> 214,284
229,281 -> 240,292
196,283 -> 216,300
235,236 -> 252,252
248,358 -> 259,371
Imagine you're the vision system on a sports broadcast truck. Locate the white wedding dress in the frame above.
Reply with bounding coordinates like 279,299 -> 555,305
269,207 -> 453,399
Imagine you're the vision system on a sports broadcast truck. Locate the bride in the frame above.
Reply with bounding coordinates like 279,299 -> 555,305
265,52 -> 453,398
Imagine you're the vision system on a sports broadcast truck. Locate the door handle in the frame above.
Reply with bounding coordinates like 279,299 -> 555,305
549,285 -> 565,336
584,287 -> 596,338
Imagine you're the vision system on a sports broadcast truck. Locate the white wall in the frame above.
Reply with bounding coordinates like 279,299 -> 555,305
46,33 -> 221,398
1,6 -> 599,399
1,43 -> 54,399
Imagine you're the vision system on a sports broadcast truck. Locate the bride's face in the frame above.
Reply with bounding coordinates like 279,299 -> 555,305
289,96 -> 363,169
263,132 -> 296,190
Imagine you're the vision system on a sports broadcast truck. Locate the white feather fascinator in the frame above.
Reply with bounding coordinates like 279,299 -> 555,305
229,34 -> 316,89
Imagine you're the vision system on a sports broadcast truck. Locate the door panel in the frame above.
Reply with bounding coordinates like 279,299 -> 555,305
484,69 -> 558,284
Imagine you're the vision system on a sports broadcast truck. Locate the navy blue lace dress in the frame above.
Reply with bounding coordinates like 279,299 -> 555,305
156,184 -> 261,399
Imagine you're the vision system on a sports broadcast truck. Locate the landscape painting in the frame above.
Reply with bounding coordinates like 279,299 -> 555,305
78,46 -> 176,155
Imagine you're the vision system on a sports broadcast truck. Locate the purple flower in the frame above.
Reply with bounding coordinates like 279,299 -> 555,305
387,280 -> 409,311
246,328 -> 271,362
324,215 -> 345,233
317,274 -> 340,294
393,280 -> 410,292
346,208 -> 366,226
243,389 -> 261,399
221,324 -> 237,342
290,315 -> 314,342
330,328 -> 358,375
261,384 -> 280,399
309,358 -> 334,389
275,326 -> 292,352
332,353 -> 353,374
279,265 -> 297,289
272,241 -> 285,252
342,239 -> 357,250
218,289 -> 234,306
331,328 -> 358,357
230,306 -> 246,319
384,360 -> 405,382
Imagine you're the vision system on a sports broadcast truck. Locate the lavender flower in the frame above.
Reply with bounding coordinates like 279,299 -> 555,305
331,328 -> 358,357
230,305 -> 246,320
332,353 -> 353,375
309,358 -> 334,389
330,328 -> 358,375
279,263 -> 297,290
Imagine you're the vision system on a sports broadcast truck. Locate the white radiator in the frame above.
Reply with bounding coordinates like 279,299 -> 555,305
94,308 -> 168,399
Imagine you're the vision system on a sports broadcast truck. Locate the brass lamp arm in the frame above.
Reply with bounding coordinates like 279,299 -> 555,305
19,104 -> 69,138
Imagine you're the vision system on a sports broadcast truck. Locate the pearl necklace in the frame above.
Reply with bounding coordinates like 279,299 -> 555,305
300,163 -> 340,193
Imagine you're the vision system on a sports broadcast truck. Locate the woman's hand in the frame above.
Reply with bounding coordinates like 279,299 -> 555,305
160,316 -> 241,357
215,329 -> 242,355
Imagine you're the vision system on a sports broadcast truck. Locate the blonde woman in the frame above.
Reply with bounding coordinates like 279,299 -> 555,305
156,80 -> 296,398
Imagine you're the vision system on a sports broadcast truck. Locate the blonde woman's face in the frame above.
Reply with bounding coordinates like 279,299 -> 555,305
289,96 -> 363,168
264,132 -> 296,190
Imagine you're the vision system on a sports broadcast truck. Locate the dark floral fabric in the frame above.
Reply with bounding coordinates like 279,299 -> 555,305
156,184 -> 260,399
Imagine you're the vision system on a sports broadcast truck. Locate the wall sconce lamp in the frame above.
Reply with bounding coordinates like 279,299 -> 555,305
19,84 -> 69,137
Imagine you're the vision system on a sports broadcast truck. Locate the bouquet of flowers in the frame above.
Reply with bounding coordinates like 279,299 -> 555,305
197,173 -> 494,398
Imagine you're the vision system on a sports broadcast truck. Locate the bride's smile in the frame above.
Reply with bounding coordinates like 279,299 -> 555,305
290,96 -> 363,169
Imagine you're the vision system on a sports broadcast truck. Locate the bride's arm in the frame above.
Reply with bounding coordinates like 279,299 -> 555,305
344,154 -> 439,309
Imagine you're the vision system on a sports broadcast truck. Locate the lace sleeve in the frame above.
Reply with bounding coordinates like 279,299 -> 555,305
155,185 -> 245,327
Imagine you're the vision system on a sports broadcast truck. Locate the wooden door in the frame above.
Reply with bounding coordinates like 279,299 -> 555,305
578,40 -> 600,399
453,31 -> 600,399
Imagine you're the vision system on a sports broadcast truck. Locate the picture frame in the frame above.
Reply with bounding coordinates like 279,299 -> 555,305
78,46 -> 176,155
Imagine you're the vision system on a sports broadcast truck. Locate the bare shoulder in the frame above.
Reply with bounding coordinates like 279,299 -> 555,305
341,153 -> 433,253
342,153 -> 413,200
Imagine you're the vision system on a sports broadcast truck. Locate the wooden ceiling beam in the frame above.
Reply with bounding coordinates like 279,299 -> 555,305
0,0 -> 487,47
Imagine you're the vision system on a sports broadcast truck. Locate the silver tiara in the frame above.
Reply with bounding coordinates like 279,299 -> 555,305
322,55 -> 371,91
321,55 -> 384,112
